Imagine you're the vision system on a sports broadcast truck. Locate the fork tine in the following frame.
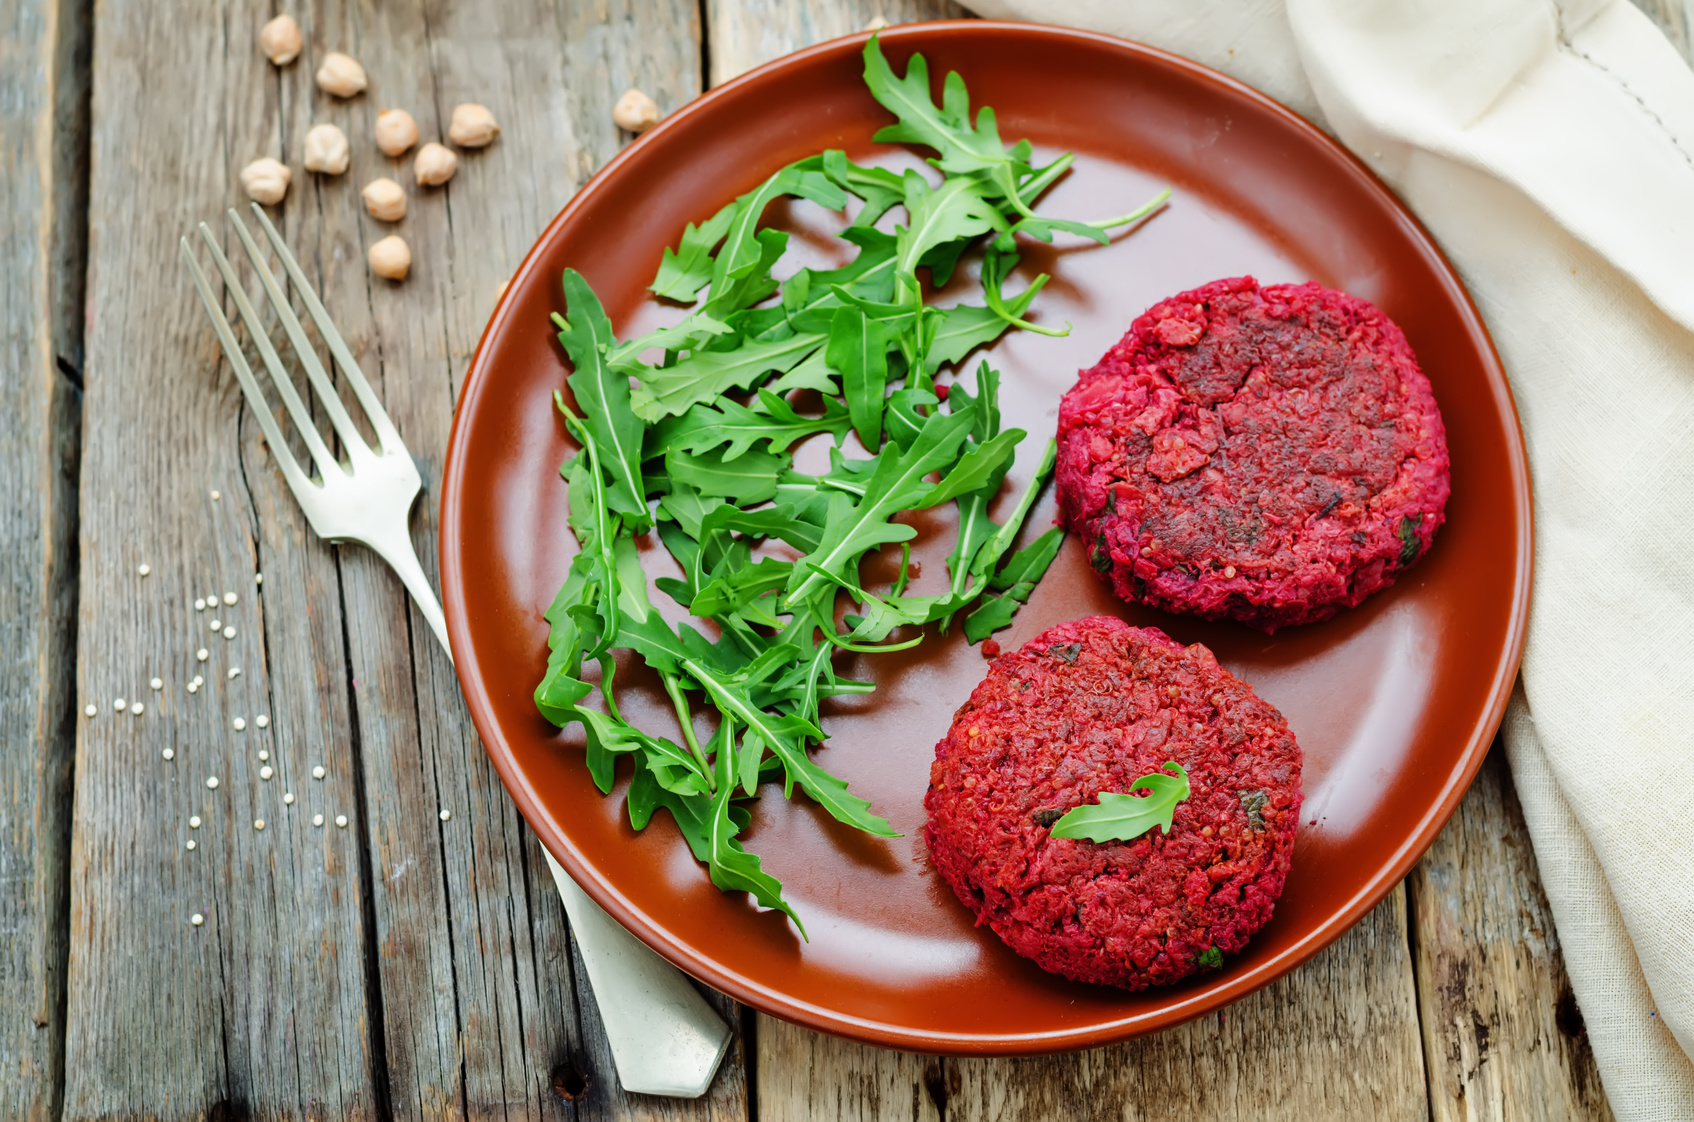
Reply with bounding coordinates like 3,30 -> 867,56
180,237 -> 316,498
248,203 -> 406,454
195,223 -> 343,480
226,209 -> 375,461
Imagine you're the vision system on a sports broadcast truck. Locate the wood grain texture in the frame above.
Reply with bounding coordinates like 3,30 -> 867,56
756,1019 -> 939,1122
63,0 -> 742,1116
944,890 -> 1428,1122
706,0 -> 968,85
0,0 -> 84,1116
1408,747 -> 1613,1122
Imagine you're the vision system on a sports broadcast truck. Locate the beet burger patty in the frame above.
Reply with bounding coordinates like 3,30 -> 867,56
924,616 -> 1302,990
1056,276 -> 1450,631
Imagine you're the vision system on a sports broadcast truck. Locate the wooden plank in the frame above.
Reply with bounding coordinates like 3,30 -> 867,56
0,0 -> 86,1115
756,1018 -> 939,1122
62,0 -> 743,1115
1407,746 -> 1613,1122
706,0 -> 968,86
64,0 -> 380,1108
941,890 -> 1428,1121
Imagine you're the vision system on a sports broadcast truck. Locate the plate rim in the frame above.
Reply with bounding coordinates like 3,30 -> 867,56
440,19 -> 1533,1053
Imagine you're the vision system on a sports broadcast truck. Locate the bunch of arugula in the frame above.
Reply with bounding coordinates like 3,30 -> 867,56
535,36 -> 1168,933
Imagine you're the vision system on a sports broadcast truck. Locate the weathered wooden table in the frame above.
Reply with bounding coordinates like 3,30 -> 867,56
9,0 -> 1689,1116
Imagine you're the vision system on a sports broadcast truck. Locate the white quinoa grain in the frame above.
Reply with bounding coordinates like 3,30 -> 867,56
196,648 -> 209,662
256,715 -> 270,729
138,563 -> 152,577
114,697 -> 126,711
258,750 -> 269,762
195,598 -> 206,611
84,704 -> 96,717
162,748 -> 174,761
189,816 -> 201,828
223,626 -> 236,640
254,819 -> 266,831
255,573 -> 263,585
191,913 -> 204,926
283,792 -> 295,805
185,839 -> 196,851
312,765 -> 325,779
211,490 -> 221,501
209,618 -> 221,631
206,776 -> 219,790
260,766 -> 273,780
151,677 -> 163,691
439,809 -> 451,822
228,667 -> 241,679
233,718 -> 246,731
187,682 -> 199,694
335,815 -> 348,828
223,592 -> 237,606
312,814 -> 324,827
130,702 -> 144,715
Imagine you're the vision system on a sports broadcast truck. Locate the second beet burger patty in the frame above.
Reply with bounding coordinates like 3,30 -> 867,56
924,616 -> 1302,990
1056,276 -> 1450,631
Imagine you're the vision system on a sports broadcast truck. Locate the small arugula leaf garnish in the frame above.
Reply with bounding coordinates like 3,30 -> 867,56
538,39 -> 1170,931
1196,946 -> 1224,969
1049,762 -> 1192,844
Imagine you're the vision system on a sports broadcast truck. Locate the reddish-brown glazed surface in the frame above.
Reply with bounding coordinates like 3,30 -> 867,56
440,23 -> 1531,1053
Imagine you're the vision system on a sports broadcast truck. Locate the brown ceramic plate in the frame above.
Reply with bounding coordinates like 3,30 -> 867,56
441,22 -> 1531,1053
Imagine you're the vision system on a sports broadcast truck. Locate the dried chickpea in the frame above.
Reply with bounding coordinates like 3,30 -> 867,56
315,51 -> 367,98
448,103 -> 500,148
303,123 -> 350,175
360,177 -> 406,222
374,109 -> 418,157
259,15 -> 303,66
240,157 -> 291,204
413,141 -> 457,186
368,235 -> 411,280
612,88 -> 659,133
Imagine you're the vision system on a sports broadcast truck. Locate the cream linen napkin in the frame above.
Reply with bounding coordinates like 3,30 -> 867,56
963,0 -> 1694,1115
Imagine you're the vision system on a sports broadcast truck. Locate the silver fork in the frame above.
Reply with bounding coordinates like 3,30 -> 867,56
182,203 -> 732,1098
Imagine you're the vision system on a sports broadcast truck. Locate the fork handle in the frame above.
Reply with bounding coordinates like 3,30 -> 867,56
368,528 -> 733,1098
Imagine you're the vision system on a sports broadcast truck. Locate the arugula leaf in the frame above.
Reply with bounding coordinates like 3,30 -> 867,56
992,527 -> 1064,591
607,311 -> 731,375
894,171 -> 1008,287
557,271 -> 650,529
667,446 -> 784,505
1049,762 -> 1191,843
705,719 -> 807,933
784,408 -> 974,611
710,158 -> 847,303
649,392 -> 847,461
927,429 -> 1023,507
632,331 -> 826,421
962,596 -> 1021,644
862,37 -> 1010,177
828,307 -> 890,450
651,202 -> 738,301
981,249 -> 1063,337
